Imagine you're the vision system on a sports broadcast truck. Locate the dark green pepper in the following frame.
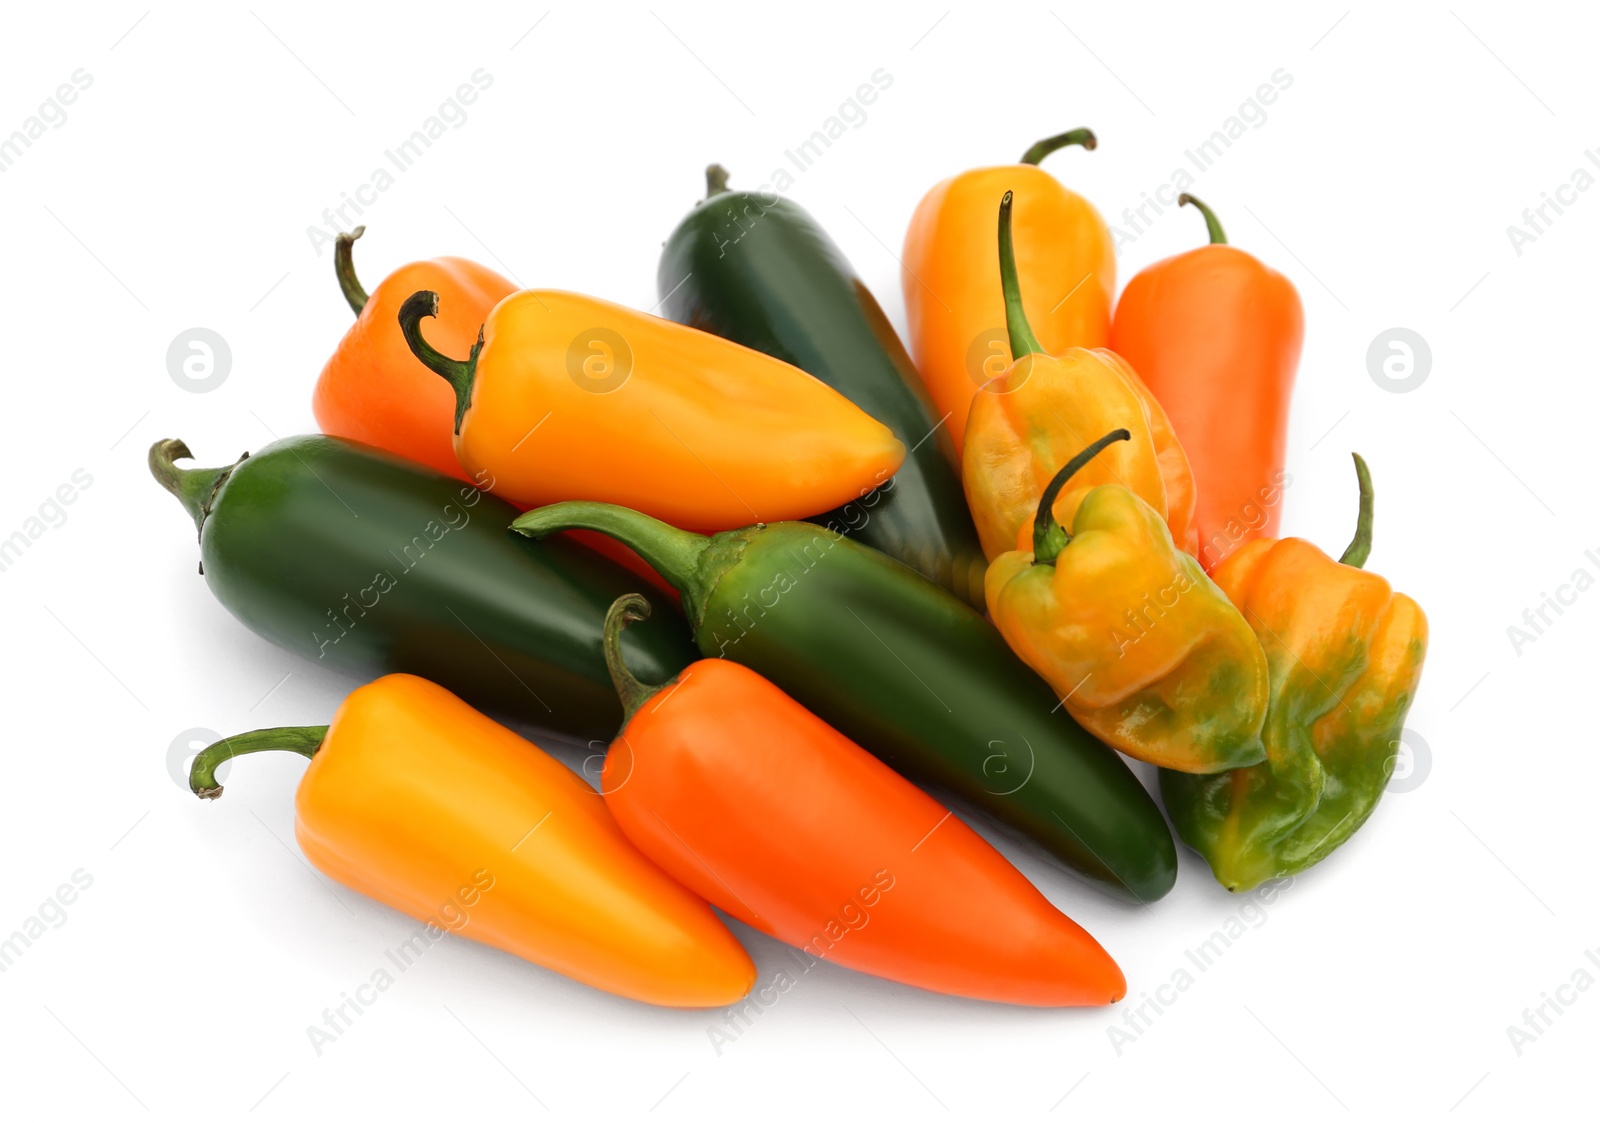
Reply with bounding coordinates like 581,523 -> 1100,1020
511,501 -> 1177,903
150,436 -> 695,741
659,166 -> 988,609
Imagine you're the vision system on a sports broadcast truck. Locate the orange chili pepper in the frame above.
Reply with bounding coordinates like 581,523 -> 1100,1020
1110,196 -> 1303,570
314,227 -> 515,481
598,595 -> 1126,1007
902,128 -> 1115,456
188,673 -> 755,1008
398,290 -> 906,531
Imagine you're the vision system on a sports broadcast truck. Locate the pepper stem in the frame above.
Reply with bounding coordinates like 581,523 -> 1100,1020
1019,128 -> 1097,166
1032,429 -> 1132,565
511,503 -> 713,610
603,594 -> 673,724
705,164 -> 731,199
1178,194 -> 1227,245
190,725 -> 327,800
397,290 -> 483,434
149,439 -> 248,535
334,226 -> 369,315
998,191 -> 1044,361
1338,453 -> 1374,568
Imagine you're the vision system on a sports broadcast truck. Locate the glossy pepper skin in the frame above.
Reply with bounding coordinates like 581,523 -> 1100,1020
1161,456 -> 1428,891
511,504 -> 1178,905
314,227 -> 516,481
903,129 -> 1115,457
188,675 -> 755,1007
149,435 -> 694,741
397,289 -> 906,531
1110,196 -> 1303,570
597,595 -> 1125,1006
964,192 -> 1197,559
986,431 -> 1268,774
657,166 -> 988,608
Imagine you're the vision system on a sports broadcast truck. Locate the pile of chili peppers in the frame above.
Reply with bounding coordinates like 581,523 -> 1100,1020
158,130 -> 1427,1009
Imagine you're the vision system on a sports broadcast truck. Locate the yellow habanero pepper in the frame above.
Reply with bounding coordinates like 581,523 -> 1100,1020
986,430 -> 1269,774
963,192 -> 1197,561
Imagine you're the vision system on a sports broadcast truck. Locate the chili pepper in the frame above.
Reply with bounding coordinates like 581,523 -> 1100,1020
1110,195 -> 1303,570
315,227 -> 516,481
316,231 -> 671,593
510,504 -> 1177,904
657,166 -> 988,608
985,430 -> 1268,773
902,128 -> 1115,457
149,435 -> 695,741
189,674 -> 755,1007
597,595 -> 1125,1005
964,192 -> 1197,559
396,289 -> 905,531
1160,455 -> 1428,891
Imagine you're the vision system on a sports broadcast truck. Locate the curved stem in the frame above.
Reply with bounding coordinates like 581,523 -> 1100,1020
1338,452 -> 1374,568
1032,429 -> 1131,565
510,502 -> 711,602
1019,127 -> 1097,166
1178,194 -> 1227,245
397,290 -> 482,434
603,594 -> 672,724
998,191 -> 1043,360
334,226 -> 369,315
705,164 -> 731,199
148,439 -> 247,536
190,725 -> 327,800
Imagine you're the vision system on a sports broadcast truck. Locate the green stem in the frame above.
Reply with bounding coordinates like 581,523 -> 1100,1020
1019,127 -> 1097,166
705,164 -> 731,199
603,594 -> 672,724
1178,194 -> 1227,245
148,439 -> 247,536
397,290 -> 483,434
190,725 -> 327,800
334,226 -> 369,315
510,502 -> 713,608
1032,429 -> 1131,565
998,191 -> 1043,361
1338,453 -> 1374,568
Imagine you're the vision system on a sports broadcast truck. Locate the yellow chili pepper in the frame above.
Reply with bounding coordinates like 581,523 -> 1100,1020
986,430 -> 1269,773
397,290 -> 905,531
188,673 -> 756,1007
963,192 -> 1197,561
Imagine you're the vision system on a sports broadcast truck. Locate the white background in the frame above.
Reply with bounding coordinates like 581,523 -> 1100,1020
0,1 -> 1591,1118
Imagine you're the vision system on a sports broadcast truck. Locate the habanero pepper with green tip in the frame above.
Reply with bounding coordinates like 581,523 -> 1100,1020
509,502 -> 1178,904
985,430 -> 1269,774
1160,455 -> 1429,891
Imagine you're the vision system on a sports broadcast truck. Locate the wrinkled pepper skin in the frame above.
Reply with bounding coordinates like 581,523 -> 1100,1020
598,596 -> 1125,1006
902,129 -> 1115,456
512,503 -> 1178,904
1110,196 -> 1303,570
190,675 -> 755,1008
398,290 -> 906,531
965,191 -> 1196,559
658,168 -> 988,608
986,433 -> 1268,774
314,227 -> 516,481
1160,459 -> 1428,890
149,436 -> 695,742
